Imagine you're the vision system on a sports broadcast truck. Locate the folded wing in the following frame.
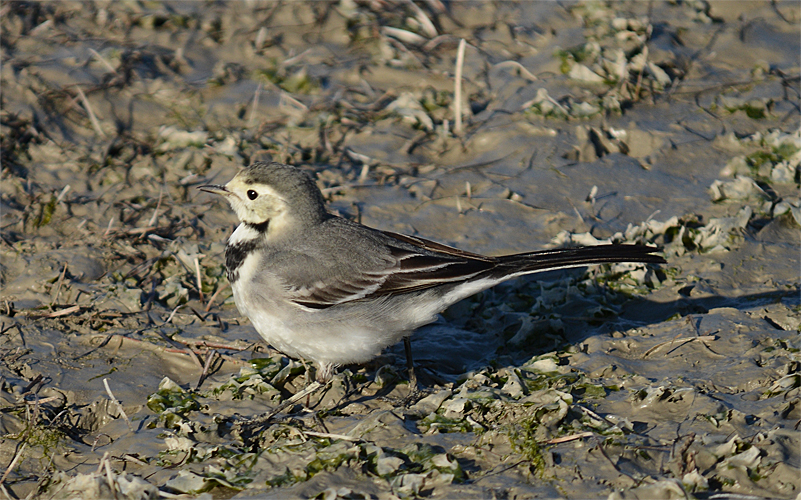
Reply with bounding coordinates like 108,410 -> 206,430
272,219 -> 664,310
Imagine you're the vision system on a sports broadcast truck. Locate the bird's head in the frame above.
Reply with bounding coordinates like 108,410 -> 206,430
200,162 -> 327,234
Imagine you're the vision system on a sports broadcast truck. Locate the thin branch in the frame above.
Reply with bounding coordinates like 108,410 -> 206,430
204,283 -> 230,312
493,60 -> 537,81
303,430 -> 359,442
642,335 -> 718,358
545,432 -> 594,444
233,381 -> 325,434
194,257 -> 205,306
89,48 -> 117,73
103,378 -> 133,432
75,87 -> 106,138
0,443 -> 26,485
248,83 -> 262,127
50,262 -> 69,306
453,38 -> 466,136
147,185 -> 164,227
39,305 -> 80,318
103,217 -> 114,237
195,350 -> 218,390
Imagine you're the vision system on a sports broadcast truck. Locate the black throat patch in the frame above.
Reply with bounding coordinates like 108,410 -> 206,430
225,221 -> 268,283
246,220 -> 270,233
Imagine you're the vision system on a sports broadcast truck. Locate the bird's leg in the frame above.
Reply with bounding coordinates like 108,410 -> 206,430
316,362 -> 336,384
301,358 -> 312,406
404,336 -> 418,391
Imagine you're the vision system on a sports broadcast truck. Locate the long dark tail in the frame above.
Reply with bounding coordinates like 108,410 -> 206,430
496,244 -> 666,276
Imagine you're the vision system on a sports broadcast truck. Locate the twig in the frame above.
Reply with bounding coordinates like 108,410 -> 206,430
234,381 -> 324,433
187,307 -> 206,322
95,452 -> 107,473
217,352 -> 251,366
279,92 -> 308,114
633,63 -> 645,101
25,396 -> 59,406
22,374 -> 43,394
642,335 -> 717,358
121,226 -> 155,235
493,61 -> 537,81
282,48 -> 312,66
194,257 -> 204,306
74,333 -> 116,359
89,48 -> 117,73
174,339 -> 250,351
155,329 -> 204,371
120,454 -> 148,466
75,87 -> 106,138
102,452 -> 118,499
421,34 -> 458,52
103,379 -> 133,432
471,459 -> 527,484
248,83 -> 262,127
164,305 -> 182,324
29,305 -> 80,318
147,186 -> 164,227
453,38 -> 466,136
254,27 -> 268,50
56,185 -> 71,203
408,0 -> 437,37
771,0 -> 794,23
767,373 -> 801,394
594,437 -> 641,484
575,405 -> 610,426
382,26 -> 427,45
104,217 -> 114,236
545,432 -> 594,444
204,283 -> 230,312
0,443 -> 26,485
303,430 -> 359,442
0,483 -> 14,500
195,350 -> 218,390
0,323 -> 18,335
50,262 -> 69,306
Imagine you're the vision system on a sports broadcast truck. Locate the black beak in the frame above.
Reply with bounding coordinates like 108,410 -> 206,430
198,184 -> 229,196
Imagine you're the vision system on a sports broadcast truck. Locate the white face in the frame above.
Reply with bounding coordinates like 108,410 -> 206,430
223,175 -> 288,226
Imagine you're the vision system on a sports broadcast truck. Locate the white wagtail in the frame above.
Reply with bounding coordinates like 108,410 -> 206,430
200,162 -> 665,384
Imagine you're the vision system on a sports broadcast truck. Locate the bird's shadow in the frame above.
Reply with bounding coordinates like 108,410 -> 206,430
392,284 -> 798,385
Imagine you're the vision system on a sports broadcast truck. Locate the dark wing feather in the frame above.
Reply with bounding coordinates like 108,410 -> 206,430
287,229 -> 496,309
282,219 -> 665,309
291,270 -> 389,309
493,244 -> 666,276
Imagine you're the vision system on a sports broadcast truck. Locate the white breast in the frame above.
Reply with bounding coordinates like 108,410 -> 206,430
228,223 -> 260,246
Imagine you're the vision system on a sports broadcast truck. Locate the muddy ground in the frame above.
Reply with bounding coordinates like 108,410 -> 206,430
1,1 -> 800,499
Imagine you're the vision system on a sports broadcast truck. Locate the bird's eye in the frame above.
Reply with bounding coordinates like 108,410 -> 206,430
247,190 -> 258,200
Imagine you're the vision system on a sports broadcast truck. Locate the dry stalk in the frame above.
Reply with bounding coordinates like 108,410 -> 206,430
103,378 -> 134,432
194,257 -> 205,306
75,87 -> 106,138
0,443 -> 26,486
453,38 -> 466,136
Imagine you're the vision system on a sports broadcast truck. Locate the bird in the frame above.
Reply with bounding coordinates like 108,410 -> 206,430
200,161 -> 665,385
